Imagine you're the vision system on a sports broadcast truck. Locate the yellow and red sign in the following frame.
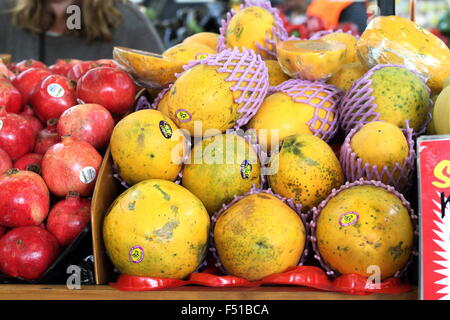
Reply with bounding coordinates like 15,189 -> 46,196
418,136 -> 450,300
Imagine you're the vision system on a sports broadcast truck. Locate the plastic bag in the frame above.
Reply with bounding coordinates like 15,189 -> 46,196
357,16 -> 450,92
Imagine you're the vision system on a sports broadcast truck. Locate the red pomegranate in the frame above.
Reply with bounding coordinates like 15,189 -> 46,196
57,104 -> 114,150
0,226 -> 60,280
0,78 -> 22,113
41,136 -> 102,197
13,153 -> 43,173
0,107 -> 36,160
21,105 -> 35,117
12,68 -> 54,105
34,119 -> 60,155
14,59 -> 48,74
31,75 -> 77,122
49,59 -> 81,77
0,169 -> 50,227
0,148 -> 12,175
23,115 -> 44,135
0,226 -> 6,238
77,66 -> 136,115
46,192 -> 91,246
96,59 -> 118,68
67,61 -> 99,82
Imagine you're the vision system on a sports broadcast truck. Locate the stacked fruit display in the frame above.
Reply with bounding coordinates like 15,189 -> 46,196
1,0 -> 449,290
0,58 -> 138,281
102,0 -> 450,288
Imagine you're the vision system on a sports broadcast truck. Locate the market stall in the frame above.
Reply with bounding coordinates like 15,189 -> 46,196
0,0 -> 449,301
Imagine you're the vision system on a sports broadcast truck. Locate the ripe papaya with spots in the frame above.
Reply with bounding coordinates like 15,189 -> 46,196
110,109 -> 186,185
315,184 -> 414,279
327,62 -> 367,91
214,192 -> 306,281
103,179 -> 210,279
264,60 -> 290,87
224,6 -> 280,59
342,66 -> 430,133
182,32 -> 219,51
268,134 -> 344,211
182,134 -> 261,215
349,121 -> 409,183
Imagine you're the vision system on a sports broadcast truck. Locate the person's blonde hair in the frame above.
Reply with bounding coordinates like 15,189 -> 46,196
11,0 -> 126,42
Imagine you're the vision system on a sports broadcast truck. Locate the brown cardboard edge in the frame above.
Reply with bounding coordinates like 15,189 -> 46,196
91,147 -> 122,285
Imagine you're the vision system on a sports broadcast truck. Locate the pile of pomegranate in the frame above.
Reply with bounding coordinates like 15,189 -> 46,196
0,58 -> 137,281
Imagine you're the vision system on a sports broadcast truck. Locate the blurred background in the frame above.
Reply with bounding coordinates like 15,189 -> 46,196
130,0 -> 450,48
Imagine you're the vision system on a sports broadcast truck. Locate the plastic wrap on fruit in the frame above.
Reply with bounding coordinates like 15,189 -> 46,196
276,39 -> 347,80
113,47 -> 179,90
357,15 -> 450,92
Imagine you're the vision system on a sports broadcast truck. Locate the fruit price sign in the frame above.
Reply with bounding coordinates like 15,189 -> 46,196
418,136 -> 450,300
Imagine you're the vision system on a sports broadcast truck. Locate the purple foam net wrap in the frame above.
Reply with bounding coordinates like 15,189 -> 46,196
134,95 -> 153,112
267,79 -> 342,142
178,48 -> 269,128
310,179 -> 418,278
177,129 -> 266,188
217,0 -> 288,59
150,85 -> 171,110
339,121 -> 416,193
209,186 -> 309,275
339,64 -> 433,136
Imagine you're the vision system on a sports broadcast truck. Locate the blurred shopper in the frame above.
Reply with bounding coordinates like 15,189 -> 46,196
282,0 -> 368,34
0,0 -> 164,64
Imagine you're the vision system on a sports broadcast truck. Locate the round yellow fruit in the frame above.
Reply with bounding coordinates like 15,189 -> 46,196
225,6 -> 276,59
268,134 -> 344,211
214,192 -> 306,281
183,32 -> 219,51
166,64 -> 235,137
110,109 -> 186,185
103,179 -> 210,279
433,86 -> 450,134
277,39 -> 347,80
320,32 -> 358,64
368,67 -> 430,132
182,134 -> 261,215
156,89 -> 171,118
444,75 -> 450,88
265,60 -> 290,87
350,121 -> 409,183
316,184 -> 414,279
248,90 -> 336,152
327,62 -> 367,91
